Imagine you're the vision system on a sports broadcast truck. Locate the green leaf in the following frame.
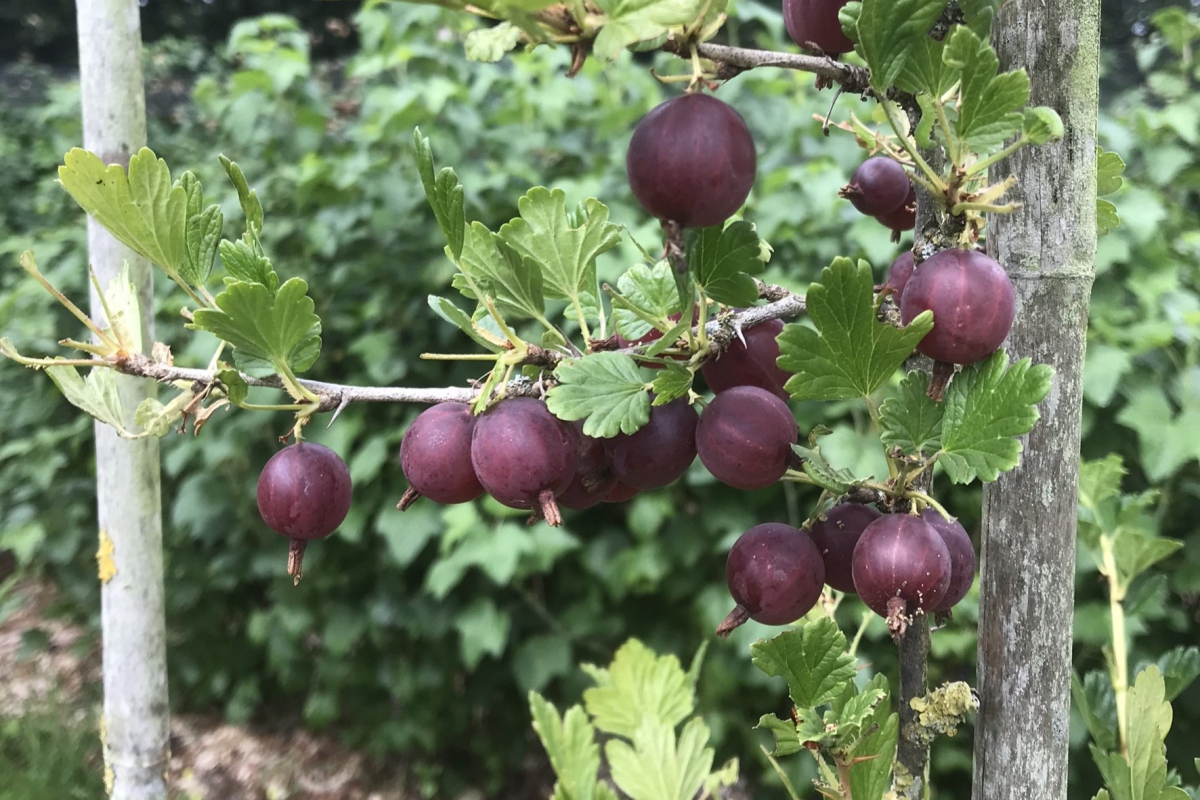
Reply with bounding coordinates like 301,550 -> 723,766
582,639 -> 694,738
590,0 -> 721,61
1098,149 -> 1127,196
465,21 -> 523,61
1150,7 -> 1200,55
847,674 -> 897,800
43,366 -> 134,437
650,364 -> 693,406
613,261 -> 682,340
216,368 -> 249,406
644,318 -> 692,358
219,238 -> 277,290
854,0 -> 946,92
936,350 -> 1054,484
790,442 -> 855,494
879,370 -> 944,455
414,129 -> 466,262
957,0 -> 1001,36
1112,532 -> 1183,587
755,714 -> 802,757
459,222 -> 546,321
177,172 -> 222,286
1098,199 -> 1121,236
750,617 -> 857,709
1023,107 -> 1065,145
1089,666 -> 1188,800
546,353 -> 651,438
777,258 -> 933,401
606,718 -> 713,800
190,277 -> 322,373
1155,647 -> 1200,702
686,221 -> 765,307
455,596 -> 511,668
428,296 -> 504,352
133,397 -> 182,438
58,147 -> 188,279
943,26 -> 1030,151
500,188 -> 621,305
829,686 -> 887,745
529,693 -> 605,800
895,36 -> 955,97
218,155 -> 264,234
1072,670 -> 1118,753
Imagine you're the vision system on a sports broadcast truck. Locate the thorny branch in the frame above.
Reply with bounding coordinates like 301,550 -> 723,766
76,284 -> 807,415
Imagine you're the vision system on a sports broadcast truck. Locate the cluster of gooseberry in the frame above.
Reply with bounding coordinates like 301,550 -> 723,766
719,504 -> 976,638
255,72 -> 1004,625
395,316 -> 802,519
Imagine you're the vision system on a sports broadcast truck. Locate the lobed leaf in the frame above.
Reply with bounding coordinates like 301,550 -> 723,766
501,189 -> 621,306
546,353 -> 652,438
879,370 -> 944,455
606,718 -> 713,800
750,617 -> 857,709
777,258 -> 932,401
529,693 -> 605,800
58,148 -> 188,280
943,26 -> 1030,152
686,221 -> 765,307
189,277 -> 322,374
936,350 -> 1054,483
582,639 -> 694,738
854,0 -> 946,92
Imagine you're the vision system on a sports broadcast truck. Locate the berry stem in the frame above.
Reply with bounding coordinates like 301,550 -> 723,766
715,604 -> 752,639
397,487 -> 421,511
537,489 -> 564,527
927,360 -> 956,402
287,538 -> 307,586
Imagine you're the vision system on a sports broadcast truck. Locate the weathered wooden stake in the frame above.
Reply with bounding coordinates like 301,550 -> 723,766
77,0 -> 170,796
972,2 -> 1100,799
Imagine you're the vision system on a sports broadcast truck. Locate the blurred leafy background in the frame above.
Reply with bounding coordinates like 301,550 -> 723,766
1,0 -> 1198,797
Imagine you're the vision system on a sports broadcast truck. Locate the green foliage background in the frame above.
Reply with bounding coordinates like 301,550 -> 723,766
1,3 -> 1198,796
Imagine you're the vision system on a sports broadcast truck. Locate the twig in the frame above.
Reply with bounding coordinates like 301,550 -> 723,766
88,286 -> 807,412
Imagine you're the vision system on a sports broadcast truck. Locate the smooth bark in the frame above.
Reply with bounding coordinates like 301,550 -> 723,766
972,2 -> 1100,799
77,0 -> 170,796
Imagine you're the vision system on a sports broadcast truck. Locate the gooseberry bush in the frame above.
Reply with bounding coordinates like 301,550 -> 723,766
6,0 -> 1185,798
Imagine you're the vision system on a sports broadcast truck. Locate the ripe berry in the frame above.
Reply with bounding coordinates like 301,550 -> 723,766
398,403 -> 483,510
719,523 -> 826,637
883,251 -> 915,303
257,442 -> 353,583
696,385 -> 797,491
626,94 -> 757,228
852,514 -> 951,620
605,397 -> 698,490
899,248 -> 1015,366
920,509 -> 976,612
700,319 -> 791,401
807,503 -> 882,593
875,185 -> 916,233
470,397 -> 579,526
842,157 -> 911,216
783,0 -> 855,55
558,422 -> 619,510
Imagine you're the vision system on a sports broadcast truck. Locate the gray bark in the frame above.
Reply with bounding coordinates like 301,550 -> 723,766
77,0 -> 170,797
972,3 -> 1100,800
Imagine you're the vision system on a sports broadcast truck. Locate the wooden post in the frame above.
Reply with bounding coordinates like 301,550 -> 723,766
972,3 -> 1100,799
76,0 -> 170,796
